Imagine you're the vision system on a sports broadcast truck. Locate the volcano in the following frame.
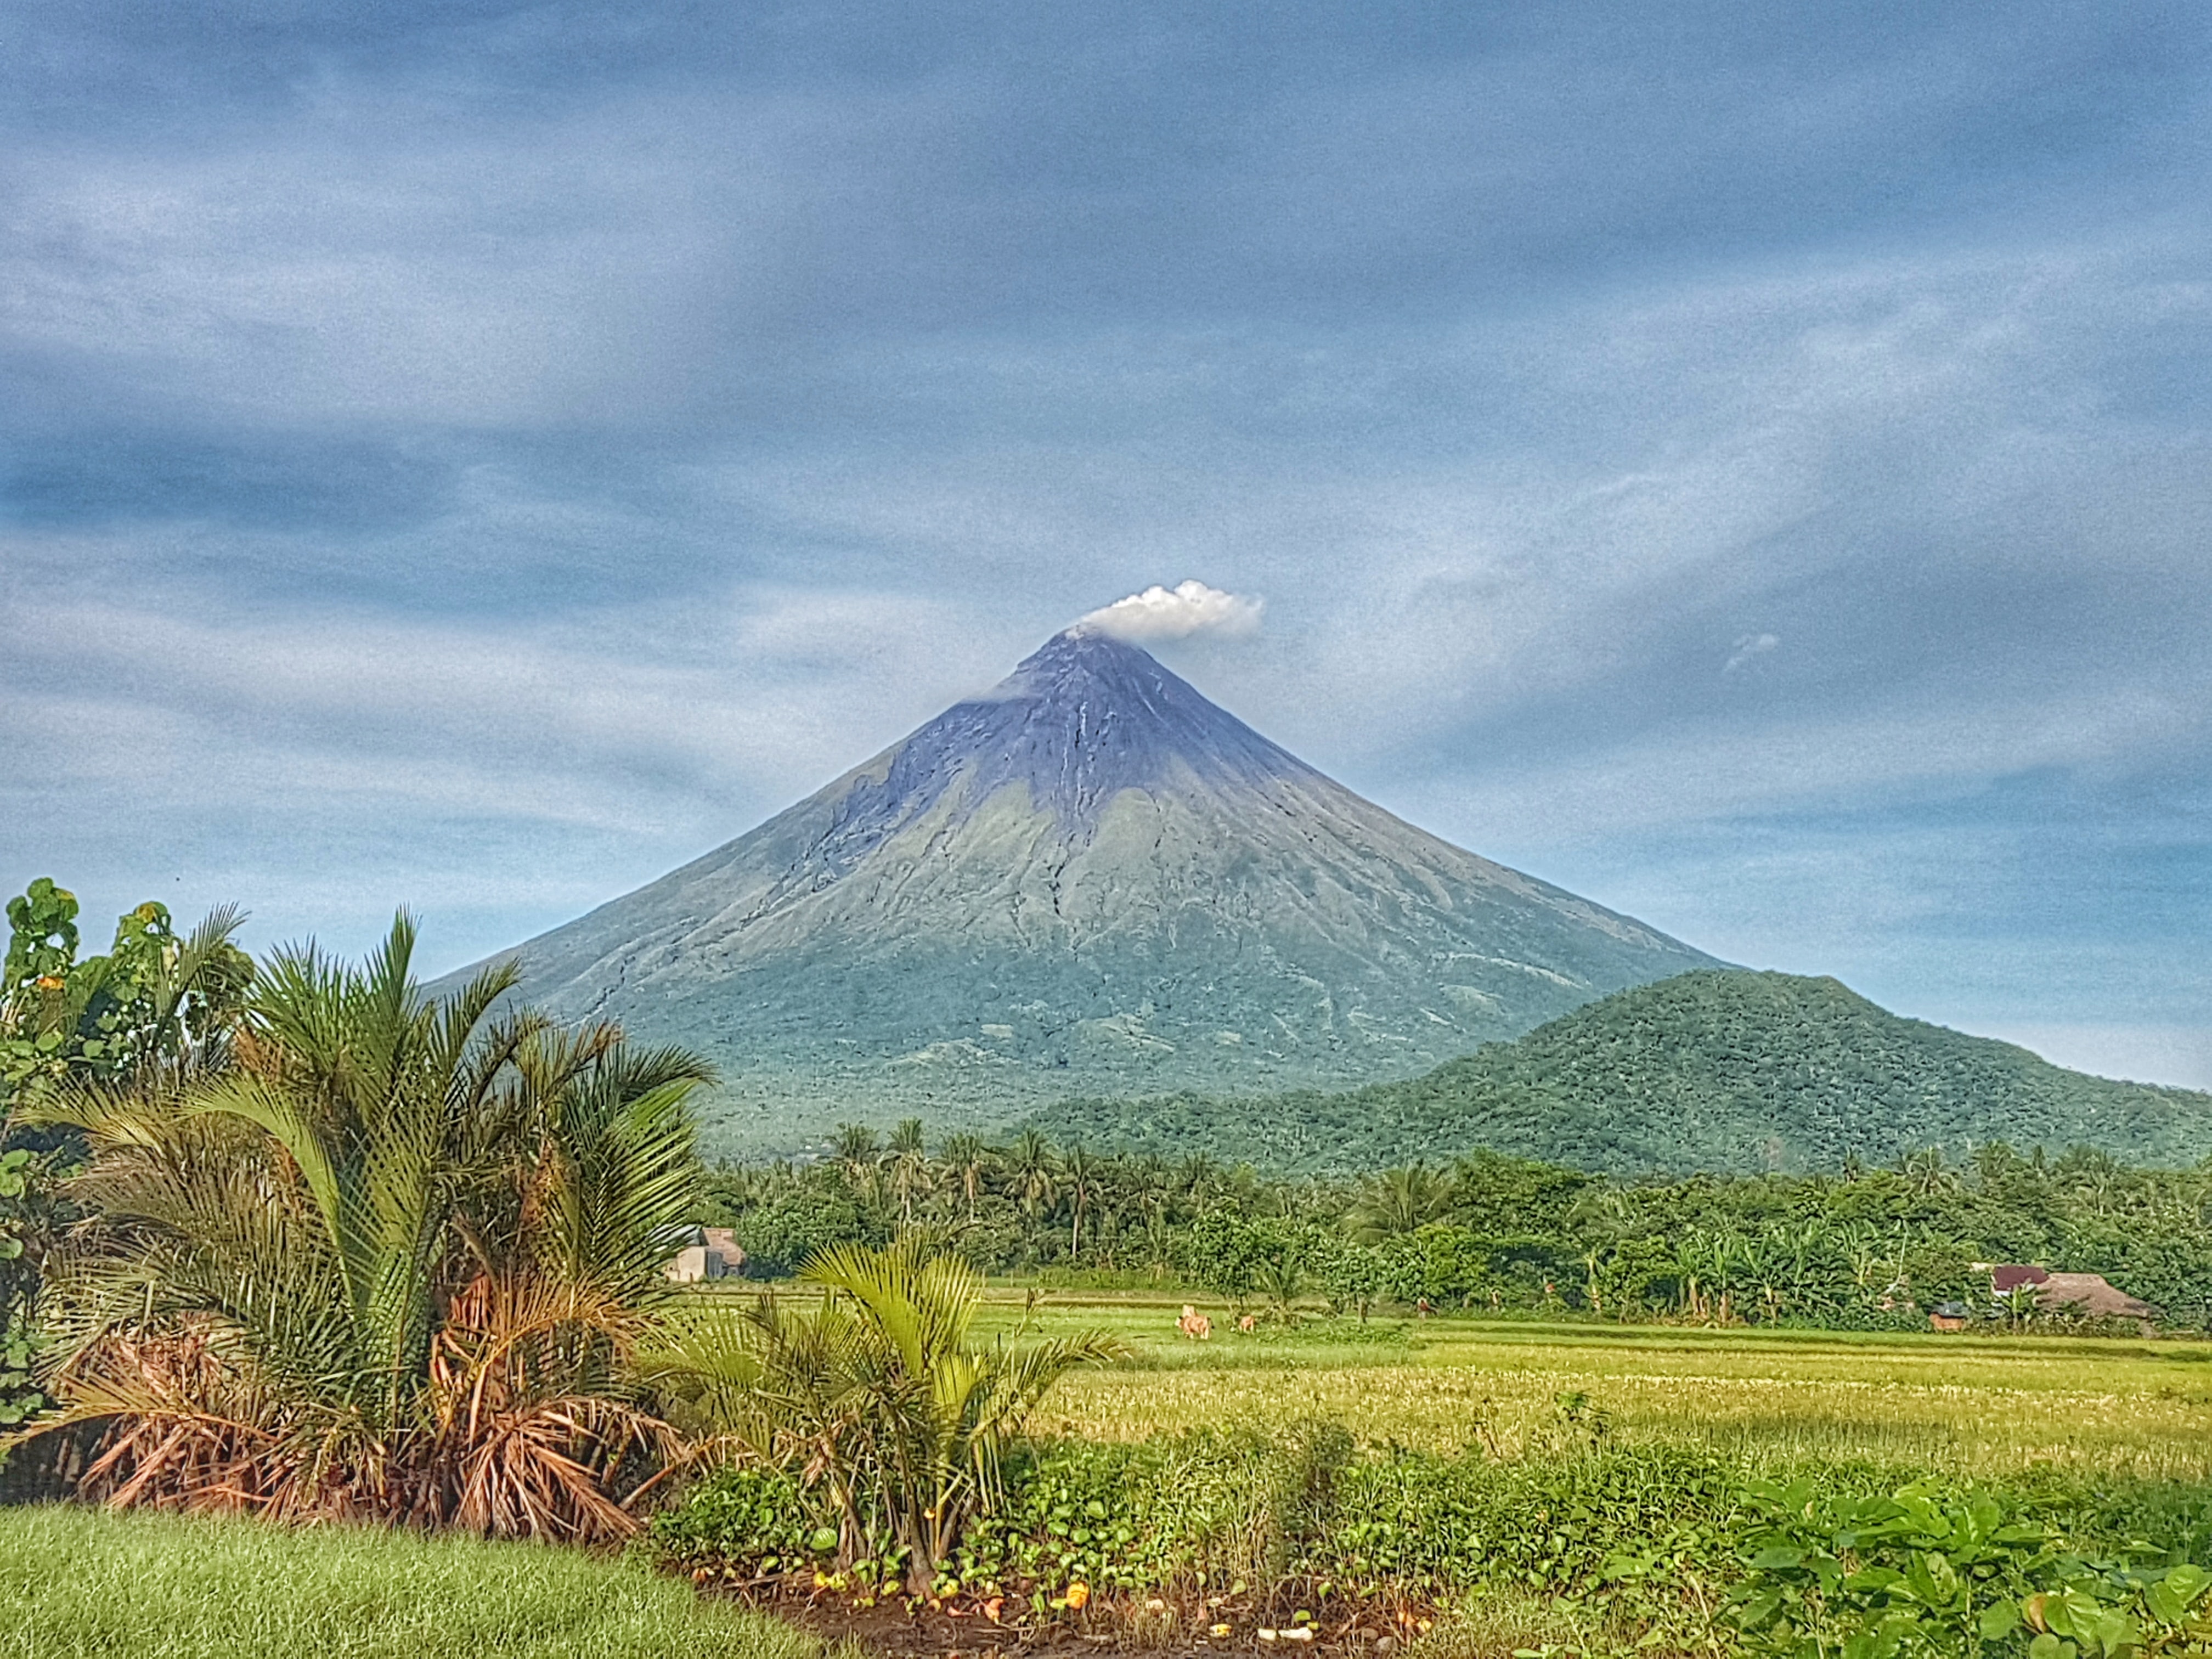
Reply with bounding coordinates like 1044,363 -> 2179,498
462,629 -> 1719,1148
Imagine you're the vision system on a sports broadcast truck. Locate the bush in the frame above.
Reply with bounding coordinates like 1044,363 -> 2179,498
1317,1441 -> 1740,1594
1726,1480 -> 2212,1659
644,1421 -> 2212,1641
724,1186 -> 886,1278
0,1147 -> 43,1435
648,1465 -> 838,1576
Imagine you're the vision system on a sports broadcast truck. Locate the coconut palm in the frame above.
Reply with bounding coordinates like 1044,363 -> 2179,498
885,1118 -> 930,1224
940,1132 -> 989,1222
1060,1142 -> 1101,1258
1349,1163 -> 1450,1242
1003,1128 -> 1059,1229
1898,1146 -> 1962,1201
17,914 -> 712,1540
830,1122 -> 884,1206
1175,1151 -> 1219,1210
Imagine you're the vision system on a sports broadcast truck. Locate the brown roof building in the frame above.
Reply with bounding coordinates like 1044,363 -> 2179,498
1988,1264 -> 2155,1322
664,1225 -> 746,1283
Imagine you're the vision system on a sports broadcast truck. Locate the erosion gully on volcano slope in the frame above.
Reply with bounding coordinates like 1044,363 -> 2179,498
448,629 -> 1719,1150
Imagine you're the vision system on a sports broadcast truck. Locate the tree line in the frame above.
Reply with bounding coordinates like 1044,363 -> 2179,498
704,1121 -> 2212,1328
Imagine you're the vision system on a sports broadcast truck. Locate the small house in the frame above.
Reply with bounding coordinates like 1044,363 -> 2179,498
1987,1264 -> 2156,1326
1928,1301 -> 1972,1333
663,1224 -> 746,1283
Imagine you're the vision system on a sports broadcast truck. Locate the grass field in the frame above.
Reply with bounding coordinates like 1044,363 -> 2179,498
13,1297 -> 2212,1659
936,1288 -> 2212,1481
0,1506 -> 851,1659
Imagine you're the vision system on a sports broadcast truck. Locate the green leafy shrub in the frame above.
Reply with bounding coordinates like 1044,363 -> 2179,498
0,1147 -> 42,1432
648,1465 -> 838,1576
1726,1480 -> 2212,1659
722,1185 -> 887,1278
1318,1442 -> 1739,1596
643,1415 -> 2212,1644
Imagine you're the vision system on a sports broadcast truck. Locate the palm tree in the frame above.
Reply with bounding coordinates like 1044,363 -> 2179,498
1349,1164 -> 1449,1242
886,1118 -> 930,1224
648,1236 -> 1125,1593
830,1123 -> 883,1201
1176,1152 -> 1219,1211
1898,1146 -> 1962,1201
1130,1155 -> 1174,1273
1256,1253 -> 1307,1324
20,914 -> 712,1540
940,1133 -> 989,1223
1004,1128 -> 1059,1232
1061,1142 -> 1101,1259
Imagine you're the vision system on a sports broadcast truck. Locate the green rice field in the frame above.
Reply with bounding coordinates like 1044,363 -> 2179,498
943,1289 -> 2212,1481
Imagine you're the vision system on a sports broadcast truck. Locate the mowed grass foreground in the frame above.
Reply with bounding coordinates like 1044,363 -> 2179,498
0,1506 -> 849,1659
940,1289 -> 2212,1480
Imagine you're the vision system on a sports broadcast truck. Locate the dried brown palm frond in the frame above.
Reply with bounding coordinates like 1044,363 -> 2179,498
52,1325 -> 393,1523
61,1328 -> 284,1513
414,1271 -> 676,1541
438,1391 -> 673,1541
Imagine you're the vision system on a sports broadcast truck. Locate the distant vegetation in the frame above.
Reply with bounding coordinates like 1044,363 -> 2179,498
703,1117 -> 2212,1330
1025,970 -> 2212,1175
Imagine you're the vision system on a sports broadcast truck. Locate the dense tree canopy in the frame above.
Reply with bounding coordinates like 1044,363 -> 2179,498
703,1126 -> 2212,1330
1,881 -> 255,1435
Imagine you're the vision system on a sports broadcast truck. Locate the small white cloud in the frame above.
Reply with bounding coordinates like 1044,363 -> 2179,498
1724,632 -> 1779,673
1074,579 -> 1263,642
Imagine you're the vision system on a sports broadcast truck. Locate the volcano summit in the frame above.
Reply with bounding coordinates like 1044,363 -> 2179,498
463,629 -> 1718,1148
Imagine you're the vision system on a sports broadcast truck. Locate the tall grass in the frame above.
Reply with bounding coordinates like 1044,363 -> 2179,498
0,1507 -> 850,1659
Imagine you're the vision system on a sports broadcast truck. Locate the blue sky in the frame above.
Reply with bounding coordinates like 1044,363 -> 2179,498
4,1 -> 2209,1085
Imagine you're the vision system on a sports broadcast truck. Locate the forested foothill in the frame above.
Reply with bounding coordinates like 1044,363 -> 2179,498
9,877 -> 2212,1659
1025,971 -> 2212,1177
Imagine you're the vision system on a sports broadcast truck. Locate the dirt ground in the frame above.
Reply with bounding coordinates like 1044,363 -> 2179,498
719,1585 -> 1424,1659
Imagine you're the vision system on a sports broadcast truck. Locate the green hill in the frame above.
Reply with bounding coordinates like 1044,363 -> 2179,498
1023,970 -> 2212,1176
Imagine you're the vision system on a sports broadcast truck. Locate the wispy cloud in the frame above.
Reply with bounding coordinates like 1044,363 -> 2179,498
1725,634 -> 1780,673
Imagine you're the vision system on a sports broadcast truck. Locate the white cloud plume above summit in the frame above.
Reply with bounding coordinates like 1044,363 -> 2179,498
1076,581 -> 1264,642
